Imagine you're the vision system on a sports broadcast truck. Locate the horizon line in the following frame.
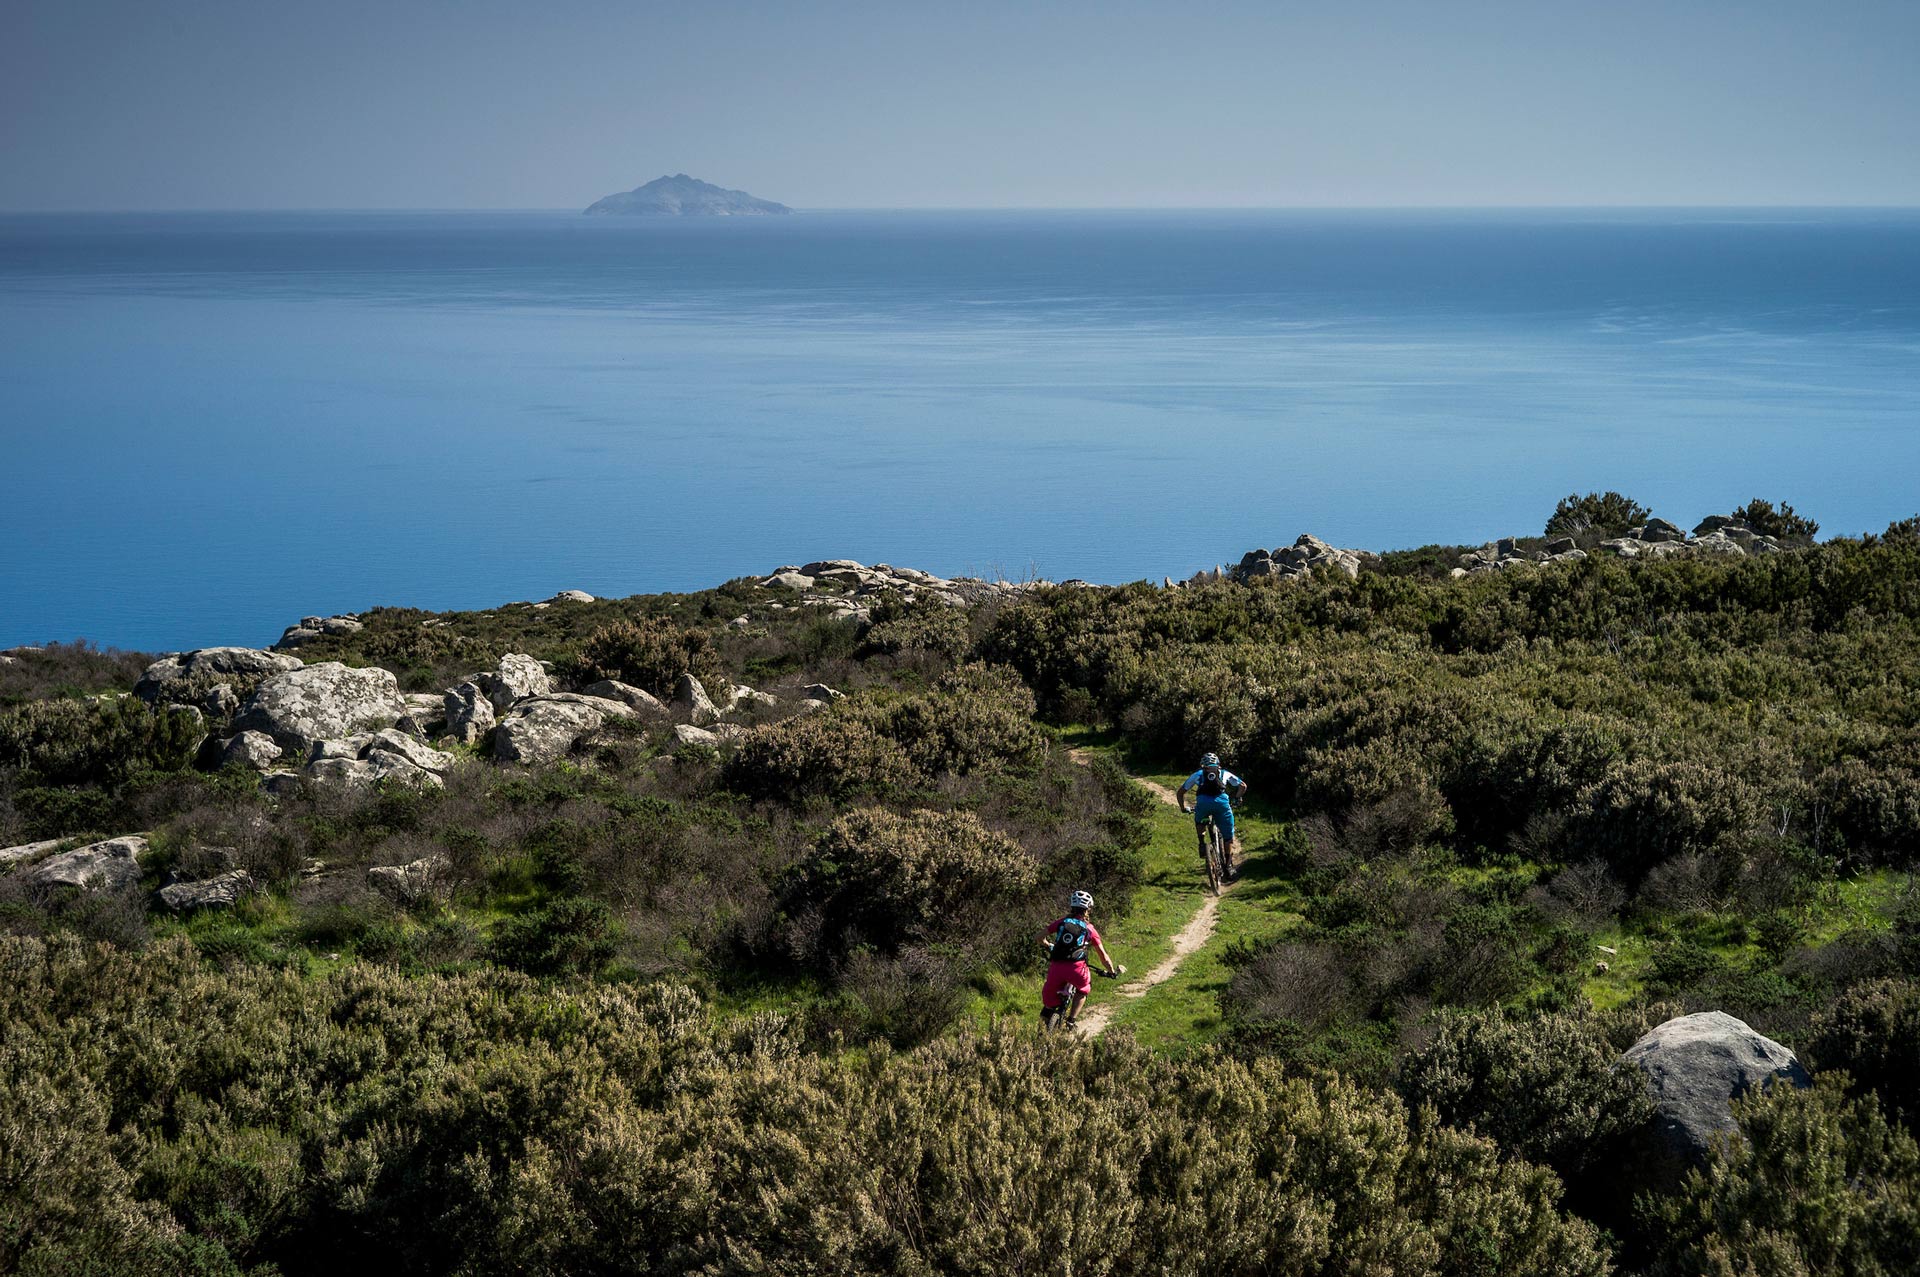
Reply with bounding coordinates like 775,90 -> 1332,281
5,202 -> 1920,216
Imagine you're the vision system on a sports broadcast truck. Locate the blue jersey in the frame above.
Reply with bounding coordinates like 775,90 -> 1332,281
1184,768 -> 1243,800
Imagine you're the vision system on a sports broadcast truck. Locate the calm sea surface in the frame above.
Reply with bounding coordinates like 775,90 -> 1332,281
3,209 -> 1918,651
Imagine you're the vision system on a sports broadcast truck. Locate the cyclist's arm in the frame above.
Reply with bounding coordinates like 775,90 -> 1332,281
1092,936 -> 1118,976
1175,776 -> 1191,811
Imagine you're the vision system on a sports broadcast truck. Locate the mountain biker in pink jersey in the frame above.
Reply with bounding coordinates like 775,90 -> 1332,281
1039,890 -> 1119,1030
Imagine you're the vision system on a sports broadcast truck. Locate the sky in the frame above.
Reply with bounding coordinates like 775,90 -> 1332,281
3,0 -> 1918,210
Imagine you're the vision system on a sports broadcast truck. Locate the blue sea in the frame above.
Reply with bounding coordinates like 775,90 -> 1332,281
4,209 -> 1919,652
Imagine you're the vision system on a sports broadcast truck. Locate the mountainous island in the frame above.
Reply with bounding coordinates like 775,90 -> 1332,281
584,173 -> 791,216
5,493 -> 1920,1273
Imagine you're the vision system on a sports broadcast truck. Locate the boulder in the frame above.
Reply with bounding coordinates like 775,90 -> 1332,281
482,653 -> 550,712
800,559 -> 867,577
20,835 -> 146,892
308,734 -> 377,761
492,699 -> 605,765
232,663 -> 407,753
303,757 -> 382,789
763,571 -> 815,591
675,674 -> 722,725
1693,515 -> 1735,536
672,723 -> 720,747
444,681 -> 495,745
220,731 -> 283,770
0,838 -> 63,868
199,682 -> 242,720
1621,1011 -> 1811,1190
724,684 -> 777,714
367,855 -> 448,906
260,770 -> 304,799
395,693 -> 448,738
158,870 -> 255,913
580,679 -> 666,714
548,589 -> 596,603
135,647 -> 303,703
1545,535 -> 1577,555
802,683 -> 844,702
364,728 -> 456,775
1641,518 -> 1686,544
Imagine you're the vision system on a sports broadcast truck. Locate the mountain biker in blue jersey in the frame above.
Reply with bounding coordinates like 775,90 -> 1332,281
1177,753 -> 1247,881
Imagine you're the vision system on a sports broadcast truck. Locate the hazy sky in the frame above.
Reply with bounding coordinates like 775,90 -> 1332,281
4,0 -> 1917,210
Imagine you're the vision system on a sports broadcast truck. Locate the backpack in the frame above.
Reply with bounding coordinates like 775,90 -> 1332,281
1049,916 -> 1092,963
1197,764 -> 1226,798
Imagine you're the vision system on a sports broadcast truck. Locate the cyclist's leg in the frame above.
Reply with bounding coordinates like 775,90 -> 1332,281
1193,804 -> 1211,855
1216,805 -> 1237,876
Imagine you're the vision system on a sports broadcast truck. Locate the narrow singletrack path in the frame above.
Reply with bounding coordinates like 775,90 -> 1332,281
1066,748 -> 1230,1038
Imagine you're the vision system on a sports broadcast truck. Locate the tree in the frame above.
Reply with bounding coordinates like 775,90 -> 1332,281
1545,491 -> 1652,538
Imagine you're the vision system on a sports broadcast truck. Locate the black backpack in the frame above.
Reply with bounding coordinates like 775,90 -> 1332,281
1048,916 -> 1092,963
1197,764 -> 1226,797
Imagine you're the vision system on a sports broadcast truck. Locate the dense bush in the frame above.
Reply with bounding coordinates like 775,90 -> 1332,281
1730,497 -> 1820,540
1400,1006 -> 1655,1184
1545,490 -> 1653,537
0,934 -> 1611,1277
787,807 -> 1037,957
721,707 -> 913,801
0,695 -> 204,787
1649,1077 -> 1920,1276
568,617 -> 721,697
1808,977 -> 1920,1133
0,640 -> 153,705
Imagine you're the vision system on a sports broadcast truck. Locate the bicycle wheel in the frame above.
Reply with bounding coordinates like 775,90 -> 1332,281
1214,826 -> 1234,888
1203,822 -> 1221,895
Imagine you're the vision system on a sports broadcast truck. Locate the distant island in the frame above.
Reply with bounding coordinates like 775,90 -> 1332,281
584,174 -> 791,216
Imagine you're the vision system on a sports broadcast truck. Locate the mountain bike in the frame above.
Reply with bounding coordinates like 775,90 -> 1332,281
1198,809 -> 1234,895
1043,966 -> 1124,1032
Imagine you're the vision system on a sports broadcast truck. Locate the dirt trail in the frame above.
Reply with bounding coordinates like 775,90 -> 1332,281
1065,749 -> 1225,1039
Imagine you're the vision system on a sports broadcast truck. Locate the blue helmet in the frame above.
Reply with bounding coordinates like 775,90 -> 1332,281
1200,752 -> 1220,768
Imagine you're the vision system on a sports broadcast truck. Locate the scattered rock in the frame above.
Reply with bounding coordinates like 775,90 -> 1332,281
308,734 -> 376,762
548,589 -> 596,603
723,683 -> 777,714
395,693 -> 448,739
135,648 -> 303,704
481,653 -> 550,713
232,662 -> 408,753
364,728 -> 455,775
20,836 -> 147,892
367,855 -> 449,906
444,681 -> 496,745
1228,534 -> 1372,584
1621,1010 -> 1811,1190
0,838 -> 63,868
802,683 -> 844,702
672,724 -> 720,747
158,870 -> 255,913
220,731 -> 283,770
579,680 -> 666,714
492,698 -> 606,765
275,615 -> 364,649
729,615 -> 752,629
675,674 -> 722,725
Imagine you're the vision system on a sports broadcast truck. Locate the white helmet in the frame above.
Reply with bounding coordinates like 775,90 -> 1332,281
1070,890 -> 1095,911
1201,752 -> 1220,767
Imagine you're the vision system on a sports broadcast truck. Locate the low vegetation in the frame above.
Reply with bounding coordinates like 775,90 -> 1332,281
4,497 -> 1919,1273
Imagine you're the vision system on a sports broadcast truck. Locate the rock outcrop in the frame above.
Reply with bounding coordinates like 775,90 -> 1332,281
1228,535 -> 1374,584
220,731 -> 283,770
676,674 -> 722,725
580,679 -> 666,714
482,654 -> 550,713
135,648 -> 303,704
492,698 -> 608,765
444,681 -> 495,745
1621,1010 -> 1811,1189
158,870 -> 255,912
274,614 -> 364,649
367,855 -> 449,906
232,662 -> 408,753
19,835 -> 147,892
0,839 -> 63,867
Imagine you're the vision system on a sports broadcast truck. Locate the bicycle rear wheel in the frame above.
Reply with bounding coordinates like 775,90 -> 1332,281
1203,823 -> 1221,895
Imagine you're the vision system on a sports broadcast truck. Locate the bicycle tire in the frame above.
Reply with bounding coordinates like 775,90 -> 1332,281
1203,821 -> 1221,895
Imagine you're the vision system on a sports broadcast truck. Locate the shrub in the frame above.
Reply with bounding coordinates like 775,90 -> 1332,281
1650,1076 -> 1920,1276
1401,1006 -> 1655,1184
879,663 -> 1048,777
0,640 -> 153,706
1808,977 -> 1920,1132
856,598 -> 971,662
488,898 -> 617,977
569,618 -> 720,697
721,710 -> 912,802
1545,491 -> 1652,537
1731,497 -> 1820,540
788,807 -> 1037,956
0,696 -> 204,787
1564,758 -> 1769,885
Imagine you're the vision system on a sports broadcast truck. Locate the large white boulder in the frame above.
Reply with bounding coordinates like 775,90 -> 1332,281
443,681 -> 496,745
492,698 -> 605,765
482,654 -> 550,713
233,663 -> 407,753
158,870 -> 255,912
1621,1010 -> 1812,1189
